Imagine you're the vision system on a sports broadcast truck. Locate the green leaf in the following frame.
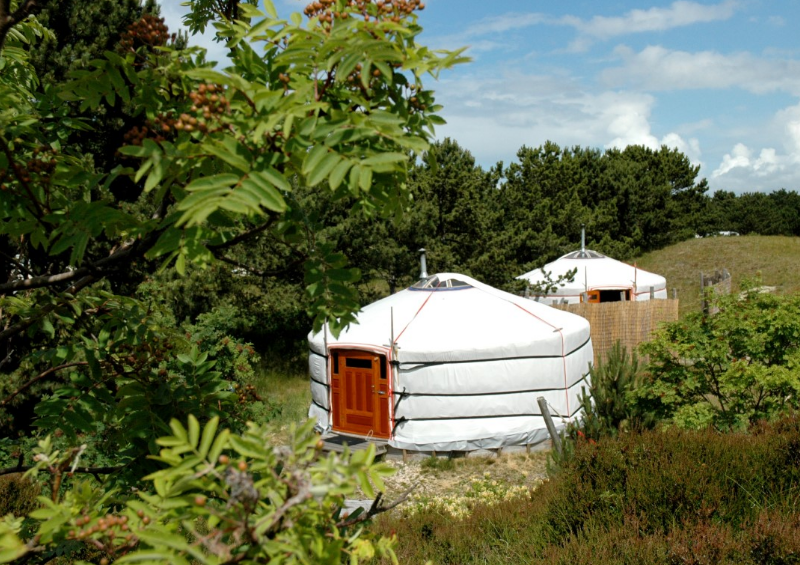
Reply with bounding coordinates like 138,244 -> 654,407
116,549 -> 191,565
188,415 -> 200,448
328,159 -> 352,190
183,173 -> 240,193
204,139 -> 251,173
360,152 -> 407,173
198,417 -> 219,459
208,428 -> 231,463
307,152 -> 341,186
175,252 -> 187,275
359,166 -> 373,191
348,164 -> 361,194
257,165 -> 292,192
240,171 -> 287,212
302,145 -> 329,176
40,318 -> 55,339
263,0 -> 278,18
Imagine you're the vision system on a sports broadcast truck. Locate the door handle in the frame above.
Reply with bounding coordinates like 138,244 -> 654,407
377,391 -> 386,395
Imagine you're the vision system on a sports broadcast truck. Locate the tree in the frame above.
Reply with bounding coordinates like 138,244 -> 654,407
0,0 -> 466,561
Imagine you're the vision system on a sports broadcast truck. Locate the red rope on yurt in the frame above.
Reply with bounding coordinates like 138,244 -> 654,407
469,284 -> 574,417
393,282 -> 440,345
505,300 -> 571,418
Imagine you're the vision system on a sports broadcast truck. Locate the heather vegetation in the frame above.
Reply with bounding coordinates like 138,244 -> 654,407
3,0 -> 800,563
377,416 -> 800,564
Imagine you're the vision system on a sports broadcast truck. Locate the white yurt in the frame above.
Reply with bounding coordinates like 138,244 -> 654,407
308,273 -> 593,452
518,233 -> 667,304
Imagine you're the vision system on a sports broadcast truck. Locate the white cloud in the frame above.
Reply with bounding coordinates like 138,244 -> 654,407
464,12 -> 549,36
601,45 -> 800,95
603,97 -> 702,165
710,102 -> 800,191
713,143 -> 755,176
778,103 -> 800,162
433,71 -> 703,169
767,15 -> 786,27
566,0 -> 738,40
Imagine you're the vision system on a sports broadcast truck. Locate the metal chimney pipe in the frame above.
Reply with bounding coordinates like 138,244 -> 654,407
418,248 -> 428,280
580,224 -> 586,257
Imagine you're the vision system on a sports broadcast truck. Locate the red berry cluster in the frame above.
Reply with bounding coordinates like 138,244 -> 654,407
233,383 -> 261,405
188,83 -> 230,122
27,146 -> 58,176
408,84 -> 427,111
153,83 -> 230,134
0,146 -> 58,190
120,83 -> 229,147
119,14 -> 172,51
122,124 -> 165,147
304,0 -> 425,26
67,512 -> 137,560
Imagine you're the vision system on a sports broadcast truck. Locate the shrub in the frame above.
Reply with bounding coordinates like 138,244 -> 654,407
576,341 -> 655,441
637,281 -> 800,431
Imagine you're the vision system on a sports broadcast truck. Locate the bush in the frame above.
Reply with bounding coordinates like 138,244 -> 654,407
0,474 -> 40,517
637,281 -> 800,431
376,415 -> 800,564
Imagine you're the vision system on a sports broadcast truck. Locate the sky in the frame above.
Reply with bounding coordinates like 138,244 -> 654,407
161,0 -> 800,194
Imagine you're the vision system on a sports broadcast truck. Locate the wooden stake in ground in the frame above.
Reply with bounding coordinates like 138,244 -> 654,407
537,397 -> 562,457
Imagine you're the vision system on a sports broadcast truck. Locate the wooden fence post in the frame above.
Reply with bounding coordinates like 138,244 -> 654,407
537,397 -> 562,457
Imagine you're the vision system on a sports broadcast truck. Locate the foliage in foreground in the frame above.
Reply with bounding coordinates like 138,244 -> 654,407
377,415 -> 800,564
0,418 -> 397,564
1,0 -> 464,561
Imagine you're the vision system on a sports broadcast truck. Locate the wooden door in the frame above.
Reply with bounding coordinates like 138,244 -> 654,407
586,290 -> 600,303
330,350 -> 390,438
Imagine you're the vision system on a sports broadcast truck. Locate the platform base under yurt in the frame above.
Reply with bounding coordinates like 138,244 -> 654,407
317,431 -> 554,462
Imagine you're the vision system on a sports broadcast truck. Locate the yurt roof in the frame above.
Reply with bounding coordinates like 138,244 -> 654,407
308,273 -> 590,364
517,250 -> 665,291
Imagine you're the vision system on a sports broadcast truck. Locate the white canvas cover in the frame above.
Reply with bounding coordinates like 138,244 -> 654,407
517,249 -> 667,304
308,273 -> 593,451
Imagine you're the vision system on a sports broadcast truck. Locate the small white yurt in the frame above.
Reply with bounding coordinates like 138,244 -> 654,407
518,232 -> 667,305
308,273 -> 593,452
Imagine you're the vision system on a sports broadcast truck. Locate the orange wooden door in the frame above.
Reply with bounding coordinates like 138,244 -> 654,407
330,350 -> 390,438
585,290 -> 600,303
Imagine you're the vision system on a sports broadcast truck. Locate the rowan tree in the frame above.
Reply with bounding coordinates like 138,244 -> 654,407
0,0 -> 466,561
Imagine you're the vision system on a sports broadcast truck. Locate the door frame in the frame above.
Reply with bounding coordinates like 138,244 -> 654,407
327,344 -> 394,439
583,287 -> 633,303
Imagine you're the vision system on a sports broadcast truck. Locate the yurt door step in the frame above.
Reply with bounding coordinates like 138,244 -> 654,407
318,432 -> 388,457
330,349 -> 391,439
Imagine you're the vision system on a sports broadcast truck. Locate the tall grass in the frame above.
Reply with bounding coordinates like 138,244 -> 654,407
635,235 -> 800,314
249,359 -> 311,442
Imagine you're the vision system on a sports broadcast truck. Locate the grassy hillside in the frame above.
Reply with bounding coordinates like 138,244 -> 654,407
634,235 -> 800,315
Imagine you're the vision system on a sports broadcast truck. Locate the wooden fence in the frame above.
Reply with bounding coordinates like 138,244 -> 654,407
701,269 -> 731,314
553,299 -> 680,365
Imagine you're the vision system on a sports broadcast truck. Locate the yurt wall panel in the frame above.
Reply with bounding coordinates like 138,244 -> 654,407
395,357 -> 579,395
393,417 -> 565,452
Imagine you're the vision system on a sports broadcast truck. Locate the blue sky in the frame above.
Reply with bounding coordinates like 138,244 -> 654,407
161,1 -> 800,193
